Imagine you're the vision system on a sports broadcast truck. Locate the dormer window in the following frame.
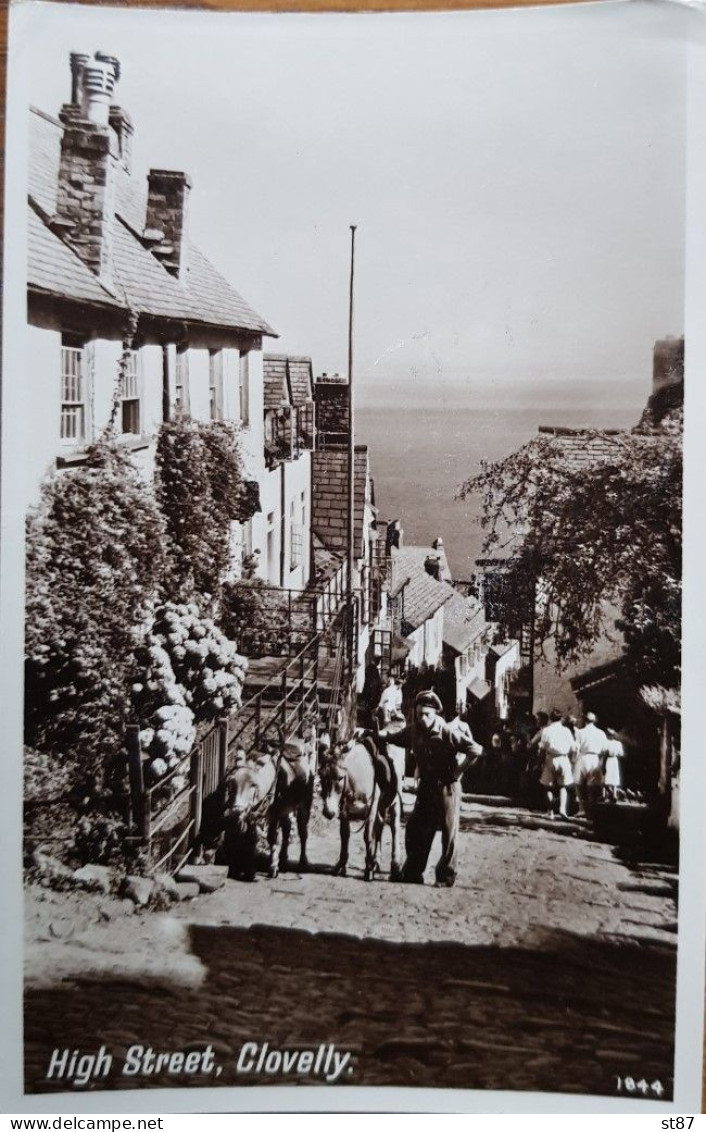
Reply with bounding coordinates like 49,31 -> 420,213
120,350 -> 142,435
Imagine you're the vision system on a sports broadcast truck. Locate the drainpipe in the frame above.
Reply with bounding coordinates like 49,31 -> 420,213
161,345 -> 170,423
280,458 -> 286,588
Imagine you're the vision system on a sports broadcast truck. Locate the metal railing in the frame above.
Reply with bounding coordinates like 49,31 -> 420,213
129,626 -> 332,876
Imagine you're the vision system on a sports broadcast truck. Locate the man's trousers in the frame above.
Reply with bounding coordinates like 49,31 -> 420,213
402,776 -> 461,884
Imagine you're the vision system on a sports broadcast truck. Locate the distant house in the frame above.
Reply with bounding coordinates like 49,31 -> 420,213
485,640 -> 521,722
441,590 -> 488,714
390,546 -> 455,671
257,355 -> 316,588
310,374 -> 379,686
26,51 -> 320,592
474,334 -> 684,724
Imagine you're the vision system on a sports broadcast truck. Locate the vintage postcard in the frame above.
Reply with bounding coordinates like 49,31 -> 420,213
2,0 -> 705,1114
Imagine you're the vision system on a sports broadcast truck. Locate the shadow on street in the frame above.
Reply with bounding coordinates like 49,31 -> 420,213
25,921 -> 675,1098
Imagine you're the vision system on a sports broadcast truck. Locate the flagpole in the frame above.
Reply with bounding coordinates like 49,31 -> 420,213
347,225 -> 357,676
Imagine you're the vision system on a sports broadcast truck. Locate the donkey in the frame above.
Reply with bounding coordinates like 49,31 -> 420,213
318,730 -> 404,881
220,748 -> 277,881
265,718 -> 318,879
220,717 -> 318,881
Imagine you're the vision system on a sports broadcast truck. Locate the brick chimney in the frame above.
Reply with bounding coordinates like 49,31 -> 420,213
55,52 -> 121,285
109,106 -> 134,174
144,170 -> 192,278
313,373 -> 350,446
424,554 -> 441,580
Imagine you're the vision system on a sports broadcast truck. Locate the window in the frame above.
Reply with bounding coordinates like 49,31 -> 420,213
289,499 -> 302,570
266,510 -> 278,585
242,519 -> 253,559
120,350 -> 142,435
239,353 -> 250,426
60,339 -> 88,442
209,350 -> 224,421
299,400 -> 316,449
175,348 -> 190,414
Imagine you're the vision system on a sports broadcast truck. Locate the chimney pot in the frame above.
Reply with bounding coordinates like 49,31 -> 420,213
82,57 -> 119,126
424,554 -> 441,580
69,53 -> 90,106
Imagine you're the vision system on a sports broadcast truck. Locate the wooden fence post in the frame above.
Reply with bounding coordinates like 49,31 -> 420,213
190,744 -> 204,845
217,716 -> 229,822
218,716 -> 229,783
126,724 -> 147,840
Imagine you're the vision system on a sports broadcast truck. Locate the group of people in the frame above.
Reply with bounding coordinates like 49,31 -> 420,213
358,655 -> 627,885
529,709 -> 625,820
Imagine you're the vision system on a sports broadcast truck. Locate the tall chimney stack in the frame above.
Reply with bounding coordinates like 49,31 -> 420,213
56,51 -> 121,286
144,170 -> 192,279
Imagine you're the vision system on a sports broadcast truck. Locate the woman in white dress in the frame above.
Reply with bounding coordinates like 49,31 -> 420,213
604,727 -> 625,801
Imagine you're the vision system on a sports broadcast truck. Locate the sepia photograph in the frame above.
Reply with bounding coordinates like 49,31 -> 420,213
2,0 -> 705,1112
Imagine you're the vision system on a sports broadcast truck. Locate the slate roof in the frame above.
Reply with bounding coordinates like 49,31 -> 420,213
312,533 -> 344,584
442,591 -> 486,655
488,641 -> 517,660
536,426 -> 624,472
28,107 -> 276,337
28,201 -> 121,310
287,357 -> 314,406
390,549 -> 455,634
390,543 -> 452,584
263,355 -> 290,411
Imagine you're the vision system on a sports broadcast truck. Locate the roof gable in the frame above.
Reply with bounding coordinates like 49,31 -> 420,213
28,106 -> 276,337
263,355 -> 290,410
393,555 -> 455,634
442,591 -> 486,654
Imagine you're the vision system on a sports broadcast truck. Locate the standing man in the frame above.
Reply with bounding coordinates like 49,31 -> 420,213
539,709 -> 577,820
574,711 -> 609,819
377,674 -> 404,726
361,654 -> 383,727
379,690 -> 484,887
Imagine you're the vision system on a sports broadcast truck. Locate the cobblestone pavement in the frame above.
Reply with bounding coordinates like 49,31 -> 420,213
24,795 -> 678,1100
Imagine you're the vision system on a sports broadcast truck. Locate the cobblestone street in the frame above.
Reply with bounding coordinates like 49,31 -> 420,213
24,793 -> 678,1100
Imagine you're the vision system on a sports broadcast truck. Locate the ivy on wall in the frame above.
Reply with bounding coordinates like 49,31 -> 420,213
155,417 -> 250,605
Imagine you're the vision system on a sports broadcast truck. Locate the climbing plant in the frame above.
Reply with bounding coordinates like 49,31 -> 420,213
155,417 -> 253,606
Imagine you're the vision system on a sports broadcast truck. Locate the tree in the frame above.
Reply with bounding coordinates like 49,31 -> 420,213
459,406 -> 682,689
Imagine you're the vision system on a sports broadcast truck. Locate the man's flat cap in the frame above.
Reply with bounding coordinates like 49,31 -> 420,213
415,691 -> 443,712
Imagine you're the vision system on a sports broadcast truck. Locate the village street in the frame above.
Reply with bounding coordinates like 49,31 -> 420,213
24,792 -> 678,1100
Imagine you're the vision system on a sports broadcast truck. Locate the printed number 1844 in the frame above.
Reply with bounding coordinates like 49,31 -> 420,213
615,1077 -> 665,1097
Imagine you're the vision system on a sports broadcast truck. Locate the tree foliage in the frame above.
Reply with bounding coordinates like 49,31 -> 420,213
25,442 -> 167,773
459,408 -> 682,687
155,417 -> 247,605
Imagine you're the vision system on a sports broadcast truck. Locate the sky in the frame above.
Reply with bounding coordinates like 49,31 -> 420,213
13,0 -> 687,410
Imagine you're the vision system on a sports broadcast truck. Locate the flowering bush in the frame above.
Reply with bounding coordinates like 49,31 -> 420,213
133,602 -> 247,776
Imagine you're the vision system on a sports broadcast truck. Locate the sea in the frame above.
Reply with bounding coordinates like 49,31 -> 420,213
356,405 -> 640,580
